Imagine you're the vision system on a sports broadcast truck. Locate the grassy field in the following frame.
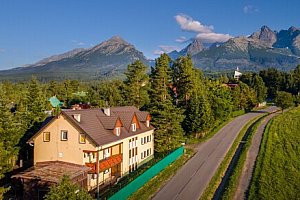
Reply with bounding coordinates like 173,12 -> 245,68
249,107 -> 300,200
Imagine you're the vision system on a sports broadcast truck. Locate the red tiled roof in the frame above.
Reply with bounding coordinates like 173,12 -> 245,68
61,106 -> 154,146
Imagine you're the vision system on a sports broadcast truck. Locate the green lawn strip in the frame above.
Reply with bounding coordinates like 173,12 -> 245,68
221,114 -> 267,200
200,114 -> 265,200
248,107 -> 300,199
128,148 -> 195,200
248,118 -> 273,199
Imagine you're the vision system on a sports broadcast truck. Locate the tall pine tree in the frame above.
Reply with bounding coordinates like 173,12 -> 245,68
124,60 -> 150,109
149,54 -> 184,155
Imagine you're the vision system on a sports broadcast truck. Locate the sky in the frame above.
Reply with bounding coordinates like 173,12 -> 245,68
0,0 -> 299,70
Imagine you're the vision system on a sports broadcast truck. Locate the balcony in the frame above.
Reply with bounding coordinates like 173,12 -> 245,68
85,154 -> 123,173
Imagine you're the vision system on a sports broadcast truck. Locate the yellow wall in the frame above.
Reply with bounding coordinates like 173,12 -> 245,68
121,129 -> 154,174
33,115 -> 96,165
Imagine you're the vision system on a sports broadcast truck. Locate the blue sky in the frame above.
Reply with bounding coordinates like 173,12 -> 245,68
0,0 -> 299,70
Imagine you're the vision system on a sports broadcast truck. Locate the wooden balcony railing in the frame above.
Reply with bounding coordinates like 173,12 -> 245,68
85,154 -> 122,173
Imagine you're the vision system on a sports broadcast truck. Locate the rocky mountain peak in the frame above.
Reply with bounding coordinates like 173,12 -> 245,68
288,26 -> 299,33
258,25 -> 277,46
180,38 -> 204,56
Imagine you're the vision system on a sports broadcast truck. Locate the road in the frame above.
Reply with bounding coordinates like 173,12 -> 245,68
153,106 -> 278,200
233,112 -> 278,200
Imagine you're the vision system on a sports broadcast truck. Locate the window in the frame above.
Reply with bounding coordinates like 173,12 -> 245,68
147,149 -> 150,156
141,152 -> 143,159
144,151 -> 146,158
150,135 -> 151,142
61,130 -> 68,141
147,136 -> 150,142
129,149 -> 132,158
135,147 -> 138,156
115,127 -> 120,136
129,139 -> 131,149
131,123 -> 136,132
141,138 -> 143,145
79,134 -> 86,144
146,120 -> 150,127
104,148 -> 110,159
43,132 -> 50,142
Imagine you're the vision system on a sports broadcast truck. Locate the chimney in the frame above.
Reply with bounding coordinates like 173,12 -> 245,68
73,114 -> 81,122
103,108 -> 110,116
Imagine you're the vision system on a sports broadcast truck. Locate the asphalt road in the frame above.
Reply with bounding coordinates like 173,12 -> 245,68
153,106 -> 278,200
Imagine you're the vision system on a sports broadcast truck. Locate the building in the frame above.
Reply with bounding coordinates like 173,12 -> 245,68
13,106 -> 154,198
234,67 -> 242,80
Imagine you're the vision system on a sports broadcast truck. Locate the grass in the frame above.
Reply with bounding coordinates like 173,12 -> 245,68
200,114 -> 264,200
128,148 -> 195,200
221,114 -> 267,200
248,107 -> 300,200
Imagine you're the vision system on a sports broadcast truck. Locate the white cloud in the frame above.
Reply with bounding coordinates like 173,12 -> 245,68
196,33 -> 233,43
175,14 -> 213,33
154,45 -> 181,55
174,14 -> 233,43
175,36 -> 189,43
243,5 -> 259,14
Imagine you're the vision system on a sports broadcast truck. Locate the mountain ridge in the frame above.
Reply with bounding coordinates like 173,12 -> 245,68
1,26 -> 300,81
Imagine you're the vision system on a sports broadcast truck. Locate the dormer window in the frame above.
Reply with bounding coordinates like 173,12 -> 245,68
131,123 -> 136,132
146,120 -> 150,128
115,127 -> 121,136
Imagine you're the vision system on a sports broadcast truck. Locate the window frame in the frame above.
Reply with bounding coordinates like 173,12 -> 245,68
43,132 -> 50,142
131,123 -> 136,132
115,127 -> 121,136
61,130 -> 68,141
79,133 -> 86,144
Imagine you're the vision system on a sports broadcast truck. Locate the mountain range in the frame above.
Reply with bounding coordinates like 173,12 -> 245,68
0,26 -> 300,81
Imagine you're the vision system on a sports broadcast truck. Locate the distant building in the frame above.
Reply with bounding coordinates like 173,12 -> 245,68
234,67 -> 242,80
13,106 -> 154,199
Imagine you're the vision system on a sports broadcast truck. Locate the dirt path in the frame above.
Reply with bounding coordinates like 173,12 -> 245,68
233,113 -> 278,200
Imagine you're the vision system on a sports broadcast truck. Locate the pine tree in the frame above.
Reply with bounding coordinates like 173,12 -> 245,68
184,94 -> 213,138
124,60 -> 150,109
149,54 -> 184,155
25,77 -> 47,127
172,56 -> 195,106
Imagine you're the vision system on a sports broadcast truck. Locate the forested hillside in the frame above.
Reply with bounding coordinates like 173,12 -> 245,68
0,55 -> 300,197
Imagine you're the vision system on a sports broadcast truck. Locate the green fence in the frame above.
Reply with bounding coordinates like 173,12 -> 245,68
109,146 -> 184,200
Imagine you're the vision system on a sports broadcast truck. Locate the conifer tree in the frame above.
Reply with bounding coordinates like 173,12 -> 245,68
124,60 -> 149,109
172,56 -> 195,106
149,54 -> 184,154
25,77 -> 47,127
184,93 -> 212,138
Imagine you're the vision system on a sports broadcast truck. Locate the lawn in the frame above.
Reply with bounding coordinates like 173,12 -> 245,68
249,107 -> 300,200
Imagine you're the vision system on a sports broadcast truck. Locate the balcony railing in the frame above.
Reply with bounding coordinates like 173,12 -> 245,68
85,154 -> 122,173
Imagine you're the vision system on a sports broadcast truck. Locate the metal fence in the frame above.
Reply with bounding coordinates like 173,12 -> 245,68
109,146 -> 184,200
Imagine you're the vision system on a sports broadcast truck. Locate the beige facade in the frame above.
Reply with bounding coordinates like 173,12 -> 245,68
30,112 -> 154,190
33,114 -> 96,165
